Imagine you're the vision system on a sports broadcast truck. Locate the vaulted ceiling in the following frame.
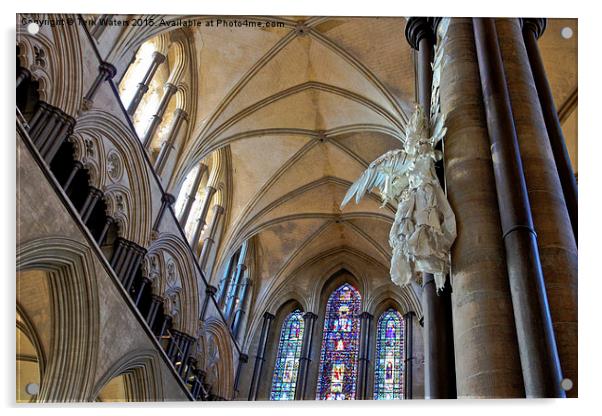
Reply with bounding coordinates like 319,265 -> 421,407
108,16 -> 577,329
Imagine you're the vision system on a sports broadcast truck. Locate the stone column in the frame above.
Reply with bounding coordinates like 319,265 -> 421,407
405,16 -> 456,399
495,17 -> 577,397
231,277 -> 252,338
522,18 -> 578,241
439,18 -> 524,398
178,164 -> 208,228
16,67 -> 31,88
155,108 -> 189,175
248,312 -> 275,400
357,312 -> 373,400
143,82 -> 178,148
62,161 -> 83,193
189,186 -> 217,251
198,204 -> 224,270
472,17 -> 564,398
152,192 -> 176,233
127,51 -> 166,116
82,62 -> 117,108
403,311 -> 414,399
134,277 -> 152,306
97,216 -> 115,246
200,285 -> 217,321
79,187 -> 103,224
145,295 -> 163,328
233,353 -> 249,398
295,312 -> 317,400
225,241 -> 249,318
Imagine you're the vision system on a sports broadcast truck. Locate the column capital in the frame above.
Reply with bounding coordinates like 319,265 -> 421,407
239,353 -> 249,363
403,310 -> 416,319
164,82 -> 178,94
360,311 -> 373,320
213,204 -> 225,215
521,18 -> 547,39
405,17 -> 439,50
205,285 -> 218,296
163,192 -> 177,205
263,311 -> 275,321
99,61 -> 117,80
303,311 -> 318,321
152,51 -> 167,64
174,107 -> 189,121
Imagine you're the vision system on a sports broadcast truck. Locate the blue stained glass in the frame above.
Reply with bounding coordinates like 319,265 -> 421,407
373,308 -> 404,400
316,283 -> 361,400
270,309 -> 305,400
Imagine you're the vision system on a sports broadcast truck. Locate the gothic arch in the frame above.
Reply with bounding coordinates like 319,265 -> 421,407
16,237 -> 100,402
91,350 -> 165,402
204,318 -> 235,400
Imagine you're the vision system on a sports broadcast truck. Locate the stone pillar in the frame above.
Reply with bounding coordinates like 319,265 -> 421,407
62,161 -> 83,193
231,277 -> 252,338
200,285 -> 217,321
79,187 -> 103,224
248,312 -> 275,400
217,251 -> 239,308
143,82 -> 178,148
198,204 -> 224,270
28,102 -> 76,164
189,186 -> 217,251
155,108 -> 189,175
403,311 -> 414,399
127,51 -> 166,116
145,295 -> 163,328
152,192 -> 176,233
97,216 -> 115,246
234,353 -> 249,398
82,62 -> 117,108
109,238 -> 146,291
178,164 -> 208,228
472,17 -> 564,398
134,277 -> 152,306
295,312 -> 317,400
225,241 -> 249,318
521,18 -> 578,241
16,67 -> 31,88
405,16 -> 456,399
439,18 -> 524,398
495,17 -> 578,397
357,312 -> 373,400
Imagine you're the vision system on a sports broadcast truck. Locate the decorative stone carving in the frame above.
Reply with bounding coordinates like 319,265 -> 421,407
342,22 -> 455,291
106,150 -> 123,182
33,45 -> 46,68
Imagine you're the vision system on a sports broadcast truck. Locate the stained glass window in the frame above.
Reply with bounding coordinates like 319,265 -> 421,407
316,283 -> 361,400
373,308 -> 404,400
270,309 -> 305,400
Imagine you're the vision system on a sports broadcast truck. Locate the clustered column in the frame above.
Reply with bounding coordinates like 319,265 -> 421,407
178,163 -> 208,227
472,17 -> 564,398
495,17 -> 578,397
198,203 -> 225,271
248,312 -> 274,400
403,311 -> 414,399
155,108 -> 189,175
190,186 -> 218,254
438,17 -> 524,398
405,17 -> 456,400
143,82 -> 178,148
127,51 -> 166,116
356,312 -> 373,400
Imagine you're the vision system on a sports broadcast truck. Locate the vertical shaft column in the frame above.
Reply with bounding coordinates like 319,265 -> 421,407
79,187 -> 103,224
198,204 -> 224,270
295,312 -> 317,400
356,312 -> 373,400
155,108 -> 189,175
146,295 -> 163,329
190,186 -> 217,252
178,163 -> 208,227
498,18 -> 578,396
233,354 -> 249,398
152,193 -> 176,233
403,311 -> 414,399
248,312 -> 274,400
200,285 -> 217,321
225,241 -> 249,318
472,17 -> 564,398
127,51 -> 166,116
82,62 -> 117,108
231,277 -> 252,338
143,83 -> 178,148
439,18 -> 524,398
405,16 -> 456,399
521,18 -> 578,241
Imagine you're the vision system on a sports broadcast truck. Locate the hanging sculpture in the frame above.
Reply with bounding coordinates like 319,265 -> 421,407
341,19 -> 455,291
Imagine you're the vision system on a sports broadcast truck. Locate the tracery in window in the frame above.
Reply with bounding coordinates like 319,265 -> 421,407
316,283 -> 361,400
373,308 -> 404,400
270,309 -> 305,401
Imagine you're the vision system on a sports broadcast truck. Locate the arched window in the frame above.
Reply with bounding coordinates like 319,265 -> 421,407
270,309 -> 305,400
316,283 -> 361,400
373,308 -> 404,400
